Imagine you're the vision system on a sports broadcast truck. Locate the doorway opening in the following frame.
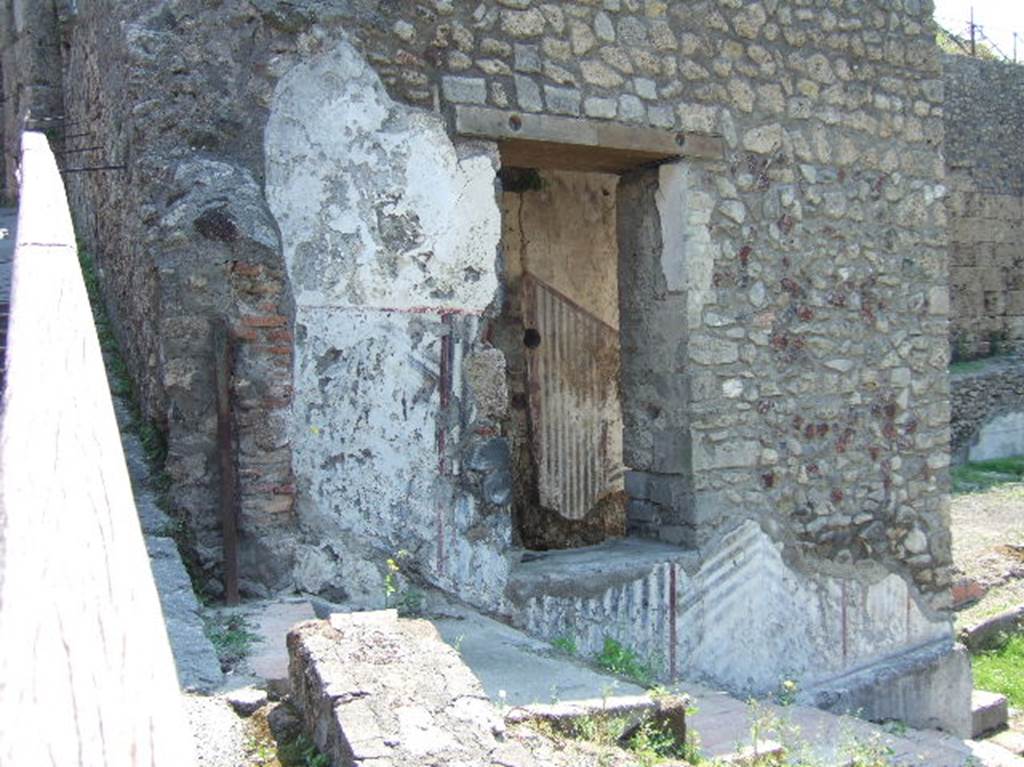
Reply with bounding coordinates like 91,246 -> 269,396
498,168 -> 626,550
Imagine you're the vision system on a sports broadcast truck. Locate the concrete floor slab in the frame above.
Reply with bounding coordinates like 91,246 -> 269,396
248,600 -> 317,682
429,602 -> 647,709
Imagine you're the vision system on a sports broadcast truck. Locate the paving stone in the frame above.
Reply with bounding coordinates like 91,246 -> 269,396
248,600 -> 317,683
225,686 -> 269,717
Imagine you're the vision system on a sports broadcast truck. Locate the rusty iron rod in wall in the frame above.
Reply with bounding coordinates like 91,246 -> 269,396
213,318 -> 240,605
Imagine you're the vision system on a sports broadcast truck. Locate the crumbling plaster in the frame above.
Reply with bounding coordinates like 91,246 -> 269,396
265,38 -> 513,607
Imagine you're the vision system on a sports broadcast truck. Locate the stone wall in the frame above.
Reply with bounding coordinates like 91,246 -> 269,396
25,0 -> 964,715
0,0 -> 67,200
944,55 -> 1024,358
59,0 -> 302,594
950,357 -> 1024,462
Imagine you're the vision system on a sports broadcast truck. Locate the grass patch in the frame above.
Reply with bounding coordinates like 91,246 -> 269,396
203,612 -> 262,672
246,705 -> 328,767
276,734 -> 329,767
534,712 -> 700,766
952,456 -> 1024,494
973,633 -> 1024,708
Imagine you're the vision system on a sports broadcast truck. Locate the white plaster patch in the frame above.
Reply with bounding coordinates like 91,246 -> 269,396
677,521 -> 951,692
968,411 -> 1024,462
264,38 -> 501,313
656,163 -> 687,293
288,307 -> 510,609
655,163 -> 714,328
290,309 -> 443,548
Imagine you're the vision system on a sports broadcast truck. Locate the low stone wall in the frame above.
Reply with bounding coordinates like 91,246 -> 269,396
950,356 -> 1024,462
288,611 -> 527,766
0,132 -> 194,766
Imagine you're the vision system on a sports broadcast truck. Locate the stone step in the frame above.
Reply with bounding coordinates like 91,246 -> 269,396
973,689 -> 1009,738
991,727 -> 1024,757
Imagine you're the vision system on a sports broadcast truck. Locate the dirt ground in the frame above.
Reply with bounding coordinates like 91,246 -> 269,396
950,482 -> 1024,629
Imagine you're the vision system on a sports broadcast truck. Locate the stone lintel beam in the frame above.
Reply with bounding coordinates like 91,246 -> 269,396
453,105 -> 724,174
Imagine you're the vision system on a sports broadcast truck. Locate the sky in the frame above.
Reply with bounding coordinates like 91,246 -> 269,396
933,0 -> 1024,61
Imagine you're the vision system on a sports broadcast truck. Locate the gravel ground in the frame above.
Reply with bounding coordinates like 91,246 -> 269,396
183,694 -> 256,767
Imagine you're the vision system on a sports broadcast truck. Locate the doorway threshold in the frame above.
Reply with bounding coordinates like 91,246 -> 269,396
509,537 -> 698,603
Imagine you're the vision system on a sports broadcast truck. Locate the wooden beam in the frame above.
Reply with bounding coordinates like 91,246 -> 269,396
453,106 -> 724,172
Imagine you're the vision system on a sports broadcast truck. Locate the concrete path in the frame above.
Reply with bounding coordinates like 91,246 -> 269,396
425,600 -> 1023,766
680,679 -> 1024,766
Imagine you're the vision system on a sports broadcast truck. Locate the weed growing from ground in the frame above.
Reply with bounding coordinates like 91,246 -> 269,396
838,730 -> 895,767
203,612 -> 262,672
277,734 -> 329,767
595,636 -> 655,686
382,551 -> 424,616
552,634 -> 578,656
627,718 -> 701,766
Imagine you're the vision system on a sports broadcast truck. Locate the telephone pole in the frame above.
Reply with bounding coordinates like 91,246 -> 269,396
970,7 -> 977,56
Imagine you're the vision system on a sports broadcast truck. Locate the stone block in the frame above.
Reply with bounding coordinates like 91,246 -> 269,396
513,44 -> 540,73
514,75 -> 543,112
803,642 -> 973,739
226,686 -> 269,716
627,498 -> 660,524
972,689 -> 1008,738
584,96 -> 617,119
441,75 -> 487,104
651,429 -> 691,474
289,613 -> 525,766
543,85 -> 581,116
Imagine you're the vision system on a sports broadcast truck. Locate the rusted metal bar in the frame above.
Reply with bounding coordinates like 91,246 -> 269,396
212,318 -> 240,605
59,164 -> 126,174
56,146 -> 102,155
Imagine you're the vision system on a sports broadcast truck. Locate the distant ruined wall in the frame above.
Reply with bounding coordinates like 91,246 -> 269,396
944,55 -> 1024,359
0,0 -> 66,200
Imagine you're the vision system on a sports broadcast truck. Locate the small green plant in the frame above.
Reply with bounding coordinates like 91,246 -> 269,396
278,733 -> 330,767
382,550 -> 424,616
594,636 -> 655,686
626,718 -> 691,766
552,634 -> 578,656
880,719 -> 907,737
839,730 -> 895,767
203,612 -> 261,672
776,678 -> 798,706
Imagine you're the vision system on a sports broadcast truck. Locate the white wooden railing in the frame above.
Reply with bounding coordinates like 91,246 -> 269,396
0,132 -> 195,766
